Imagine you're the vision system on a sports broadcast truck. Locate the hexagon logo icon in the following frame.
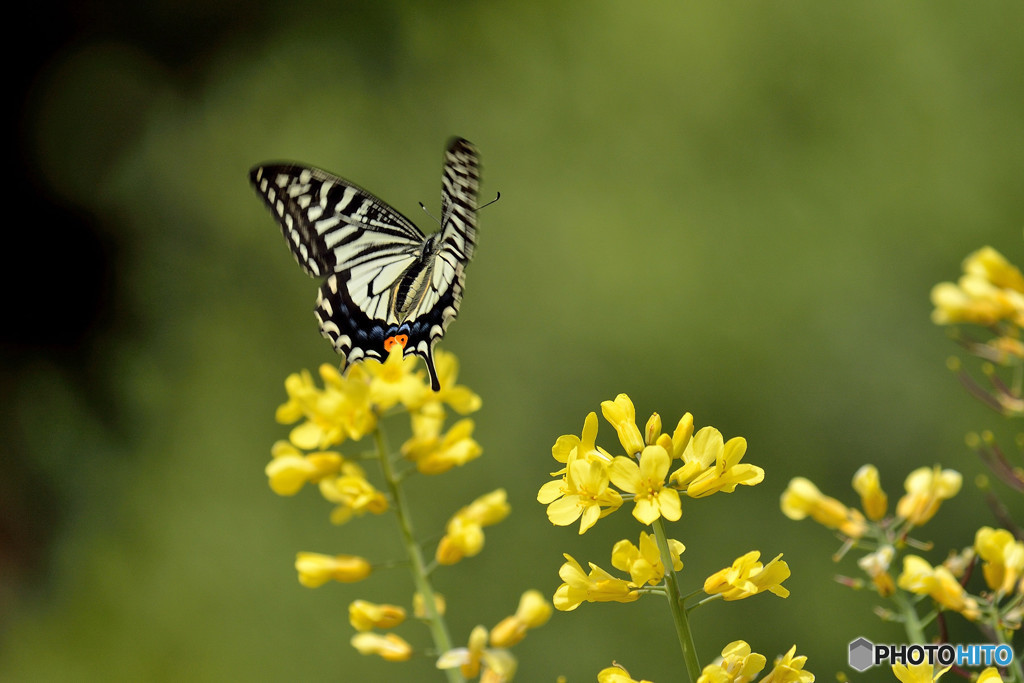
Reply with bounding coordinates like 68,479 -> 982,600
848,637 -> 875,672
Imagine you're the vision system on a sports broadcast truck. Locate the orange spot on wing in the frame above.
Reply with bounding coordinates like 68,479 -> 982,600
384,334 -> 409,352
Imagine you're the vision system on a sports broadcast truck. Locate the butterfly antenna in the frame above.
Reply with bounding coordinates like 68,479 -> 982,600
477,192 -> 501,211
419,202 -> 442,226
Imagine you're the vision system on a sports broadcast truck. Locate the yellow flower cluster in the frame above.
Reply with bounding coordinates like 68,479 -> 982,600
552,540 -> 790,614
781,465 -> 962,600
269,347 -> 483,571
696,641 -> 812,683
895,524 -> 1024,630
894,466 -> 963,527
897,555 -> 981,621
781,465 -> 961,540
930,246 -> 1024,330
890,663 -> 1005,683
553,531 -> 686,611
539,395 -> 764,534
267,348 -> 552,678
436,489 -> 511,565
783,459 -> 1024,649
975,526 -> 1024,597
275,346 -> 480,451
436,591 -> 552,681
703,551 -> 791,602
930,244 -> 1024,416
540,394 -> 803,682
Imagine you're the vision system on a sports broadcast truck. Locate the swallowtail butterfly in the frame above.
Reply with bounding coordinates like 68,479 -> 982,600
250,138 -> 481,391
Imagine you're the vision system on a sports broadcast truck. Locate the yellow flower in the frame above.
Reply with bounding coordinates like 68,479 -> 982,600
608,444 -> 682,524
931,246 -> 1024,327
410,399 -> 446,443
897,555 -> 980,620
480,654 -> 518,683
681,430 -> 763,498
668,424 -> 719,487
437,625 -> 517,681
780,477 -> 867,539
553,554 -> 640,611
644,413 -> 663,446
697,640 -> 767,683
318,461 -> 389,524
975,526 -> 1024,595
436,489 -> 511,565
598,663 -> 654,683
704,551 -> 790,601
350,632 -> 413,662
435,519 -> 480,565
437,625 -> 487,678
760,645 -> 813,683
858,545 -> 896,597
294,552 -> 372,587
308,363 -> 376,439
668,425 -> 762,500
891,661 -> 951,683
977,667 -> 1005,683
489,589 -> 552,648
550,412 -> 616,471
363,343 -> 430,410
277,365 -> 376,449
265,440 -> 342,496
895,466 -> 962,527
348,600 -> 406,632
462,488 -> 512,526
611,531 -> 685,587
601,394 -> 645,456
539,456 -> 623,534
401,416 -> 482,475
427,349 -> 483,415
852,464 -> 888,521
669,413 -> 695,458
967,245 -> 1024,290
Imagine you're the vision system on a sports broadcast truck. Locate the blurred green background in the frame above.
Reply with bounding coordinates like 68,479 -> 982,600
4,1 -> 1022,680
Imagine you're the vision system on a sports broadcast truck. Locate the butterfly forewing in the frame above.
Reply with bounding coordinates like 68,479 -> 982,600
249,138 -> 482,391
249,164 -> 424,278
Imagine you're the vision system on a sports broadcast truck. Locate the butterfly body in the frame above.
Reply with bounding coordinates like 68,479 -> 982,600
250,138 -> 480,390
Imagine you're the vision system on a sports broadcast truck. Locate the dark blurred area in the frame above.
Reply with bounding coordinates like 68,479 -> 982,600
4,0 -> 105,614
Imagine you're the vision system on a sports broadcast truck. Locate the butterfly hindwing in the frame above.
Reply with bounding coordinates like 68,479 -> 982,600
440,138 -> 481,263
250,138 -> 481,391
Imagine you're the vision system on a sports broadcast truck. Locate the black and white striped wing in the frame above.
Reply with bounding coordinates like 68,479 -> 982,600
249,138 -> 482,391
439,138 -> 480,263
249,164 -> 424,279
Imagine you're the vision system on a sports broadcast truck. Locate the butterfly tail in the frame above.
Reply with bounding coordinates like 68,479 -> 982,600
420,345 -> 441,392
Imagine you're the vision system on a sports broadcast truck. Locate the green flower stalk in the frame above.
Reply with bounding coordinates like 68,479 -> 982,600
650,517 -> 699,681
266,347 -> 549,682
372,424 -> 458,680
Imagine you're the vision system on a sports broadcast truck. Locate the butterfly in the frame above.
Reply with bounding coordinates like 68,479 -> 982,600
250,138 -> 481,391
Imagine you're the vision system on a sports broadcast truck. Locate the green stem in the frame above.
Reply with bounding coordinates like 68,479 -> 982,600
374,426 -> 463,683
995,624 -> 1024,683
891,591 -> 926,643
651,517 -> 701,681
